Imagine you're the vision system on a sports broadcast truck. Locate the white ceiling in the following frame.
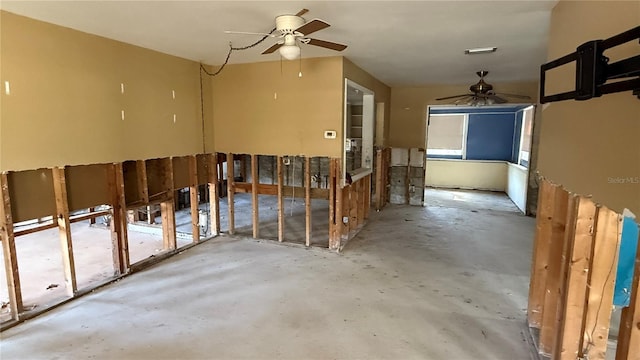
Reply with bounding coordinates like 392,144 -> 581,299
0,0 -> 557,86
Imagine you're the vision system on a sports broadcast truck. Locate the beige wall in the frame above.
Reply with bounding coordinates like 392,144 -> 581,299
537,0 -> 640,215
211,57 -> 344,158
425,159 -> 507,191
342,58 -> 391,146
0,11 -> 206,172
390,82 -> 539,149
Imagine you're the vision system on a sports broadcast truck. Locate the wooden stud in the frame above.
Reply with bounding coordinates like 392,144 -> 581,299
344,184 -> 352,236
528,179 -> 555,328
357,178 -> 366,226
51,167 -> 77,296
188,156 -> 200,242
332,159 -> 343,250
227,153 -> 235,235
89,207 -> 96,225
405,148 -> 410,204
251,154 -> 259,239
188,155 -> 200,243
555,197 -> 598,360
107,163 -> 129,275
305,156 -> 311,247
208,153 -> 220,236
375,150 -> 382,210
277,156 -> 284,242
161,200 -> 176,250
0,173 -> 23,319
329,158 -> 336,248
552,194 -> 579,358
136,160 -> 149,203
364,174 -> 371,219
161,159 -> 176,250
539,186 -> 569,355
616,232 -> 640,360
581,206 -> 621,360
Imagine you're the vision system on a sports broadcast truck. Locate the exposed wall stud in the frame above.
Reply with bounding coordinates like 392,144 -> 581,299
188,155 -> 200,242
528,179 -> 555,328
277,156 -> 284,242
251,154 -> 259,239
51,167 -> 77,296
539,187 -> 569,355
305,156 -> 311,247
555,197 -> 597,360
581,206 -> 621,359
227,153 -> 235,235
161,159 -> 176,250
107,163 -> 129,274
0,173 -> 23,320
208,153 -> 220,236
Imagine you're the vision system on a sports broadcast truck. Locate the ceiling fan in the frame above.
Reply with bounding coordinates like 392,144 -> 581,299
436,71 -> 531,106
224,9 -> 347,60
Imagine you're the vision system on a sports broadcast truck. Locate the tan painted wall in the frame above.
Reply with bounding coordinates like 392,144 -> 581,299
425,159 -> 507,191
342,58 -> 391,146
0,11 -> 207,172
211,57 -> 344,157
389,82 -> 539,148
537,0 -> 640,215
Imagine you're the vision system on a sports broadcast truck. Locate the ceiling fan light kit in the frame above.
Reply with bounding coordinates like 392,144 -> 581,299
435,70 -> 531,106
225,9 -> 347,62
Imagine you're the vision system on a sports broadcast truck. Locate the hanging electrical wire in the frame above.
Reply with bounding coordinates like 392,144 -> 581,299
201,27 -> 277,77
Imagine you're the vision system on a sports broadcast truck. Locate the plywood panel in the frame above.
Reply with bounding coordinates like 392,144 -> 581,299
8,169 -> 56,222
66,163 -> 109,211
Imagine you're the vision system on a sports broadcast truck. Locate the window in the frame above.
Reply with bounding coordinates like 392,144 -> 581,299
426,114 -> 466,158
518,106 -> 534,167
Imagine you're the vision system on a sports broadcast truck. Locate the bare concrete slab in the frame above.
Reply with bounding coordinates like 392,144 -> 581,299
0,190 -> 536,359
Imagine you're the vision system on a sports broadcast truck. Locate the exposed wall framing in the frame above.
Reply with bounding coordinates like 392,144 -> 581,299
374,147 -> 391,211
0,153 -> 223,329
527,177 -> 638,360
1,151 -> 378,329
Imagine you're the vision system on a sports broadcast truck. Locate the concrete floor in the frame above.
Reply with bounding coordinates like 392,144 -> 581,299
1,189 -> 537,359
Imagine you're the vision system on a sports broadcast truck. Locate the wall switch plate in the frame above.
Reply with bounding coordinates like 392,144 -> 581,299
324,130 -> 336,139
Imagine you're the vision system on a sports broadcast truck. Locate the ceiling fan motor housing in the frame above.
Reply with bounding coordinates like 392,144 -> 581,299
275,15 -> 305,35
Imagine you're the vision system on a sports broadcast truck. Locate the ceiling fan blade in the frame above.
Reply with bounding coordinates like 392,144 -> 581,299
306,38 -> 347,51
454,96 -> 473,105
494,92 -> 531,99
262,42 -> 283,54
435,94 -> 474,101
225,30 -> 278,37
295,8 -> 309,17
295,19 -> 330,36
488,95 -> 508,104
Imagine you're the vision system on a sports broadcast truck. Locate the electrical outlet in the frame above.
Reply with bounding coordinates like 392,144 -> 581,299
324,130 -> 336,139
342,216 -> 349,223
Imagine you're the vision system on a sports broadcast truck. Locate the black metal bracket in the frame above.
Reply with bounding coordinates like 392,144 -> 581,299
540,26 -> 640,104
